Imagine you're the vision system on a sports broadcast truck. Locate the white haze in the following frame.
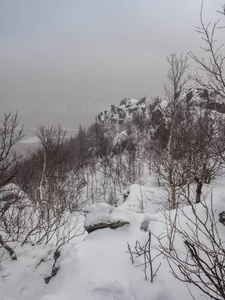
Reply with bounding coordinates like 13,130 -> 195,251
0,0 -> 224,130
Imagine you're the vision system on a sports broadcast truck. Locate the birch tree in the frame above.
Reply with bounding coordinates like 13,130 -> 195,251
165,53 -> 189,209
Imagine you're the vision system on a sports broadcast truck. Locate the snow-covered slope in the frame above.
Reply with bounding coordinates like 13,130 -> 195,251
36,180 -> 224,300
1,176 -> 224,300
1,89 -> 225,300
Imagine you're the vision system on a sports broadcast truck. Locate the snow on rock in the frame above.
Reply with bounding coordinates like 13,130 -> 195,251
0,183 -> 26,201
97,97 -> 146,128
159,99 -> 168,110
84,203 -> 134,233
219,211 -> 225,225
85,203 -> 130,225
112,130 -> 127,146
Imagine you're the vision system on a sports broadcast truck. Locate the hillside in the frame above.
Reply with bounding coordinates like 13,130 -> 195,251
0,175 -> 224,300
0,89 -> 225,299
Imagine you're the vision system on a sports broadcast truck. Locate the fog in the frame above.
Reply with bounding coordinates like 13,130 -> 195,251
0,0 -> 224,130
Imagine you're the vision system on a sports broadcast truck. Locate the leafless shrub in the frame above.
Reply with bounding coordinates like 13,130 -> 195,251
0,111 -> 23,188
127,231 -> 161,282
157,195 -> 225,299
189,0 -> 225,97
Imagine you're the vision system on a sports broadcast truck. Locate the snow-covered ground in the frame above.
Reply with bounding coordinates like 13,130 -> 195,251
0,175 -> 224,300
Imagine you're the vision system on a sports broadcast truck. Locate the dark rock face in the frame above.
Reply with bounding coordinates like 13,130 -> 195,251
219,211 -> 225,226
128,106 -> 138,114
117,107 -> 126,119
97,112 -> 103,122
151,108 -> 163,122
206,100 -> 222,112
111,105 -> 116,113
120,98 -> 130,106
199,89 -> 209,100
85,221 -> 129,234
186,90 -> 193,102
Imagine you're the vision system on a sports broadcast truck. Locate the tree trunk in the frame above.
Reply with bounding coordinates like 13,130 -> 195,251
0,235 -> 17,260
167,112 -> 176,209
195,177 -> 202,203
39,150 -> 47,202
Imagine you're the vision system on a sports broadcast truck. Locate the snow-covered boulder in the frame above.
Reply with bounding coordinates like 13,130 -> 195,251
84,203 -> 130,233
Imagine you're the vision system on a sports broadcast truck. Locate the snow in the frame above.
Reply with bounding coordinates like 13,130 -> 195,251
159,99 -> 168,110
37,215 -> 156,300
120,184 -> 166,213
0,176 -> 224,300
112,130 -> 127,146
84,203 -> 132,227
0,183 -> 25,200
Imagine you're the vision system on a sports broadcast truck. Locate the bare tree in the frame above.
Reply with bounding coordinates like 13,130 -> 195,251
154,5 -> 225,297
0,111 -> 23,188
164,53 -> 189,208
157,196 -> 225,300
189,0 -> 225,97
0,111 -> 23,261
127,231 -> 161,282
217,4 -> 225,16
35,124 -> 67,205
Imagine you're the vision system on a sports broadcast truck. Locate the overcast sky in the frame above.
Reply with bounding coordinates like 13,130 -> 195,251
0,0 -> 224,130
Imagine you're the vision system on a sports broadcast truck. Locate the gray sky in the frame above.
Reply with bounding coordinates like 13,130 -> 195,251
0,0 -> 224,130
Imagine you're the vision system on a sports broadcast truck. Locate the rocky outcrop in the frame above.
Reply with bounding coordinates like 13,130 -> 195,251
184,88 -> 224,112
97,97 -> 147,128
97,89 -> 225,132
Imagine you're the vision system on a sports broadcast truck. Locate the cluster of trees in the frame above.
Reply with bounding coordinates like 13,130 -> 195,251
150,54 -> 225,209
0,112 -> 146,251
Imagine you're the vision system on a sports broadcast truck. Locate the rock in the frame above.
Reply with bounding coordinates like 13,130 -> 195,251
44,275 -> 52,284
186,90 -> 193,102
111,105 -> 116,113
120,98 -> 130,106
123,189 -> 129,202
138,97 -> 146,105
199,89 -> 209,100
219,211 -> 225,226
85,221 -> 129,234
84,203 -> 130,234
44,249 -> 61,284
140,220 -> 150,232
128,106 -> 138,114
